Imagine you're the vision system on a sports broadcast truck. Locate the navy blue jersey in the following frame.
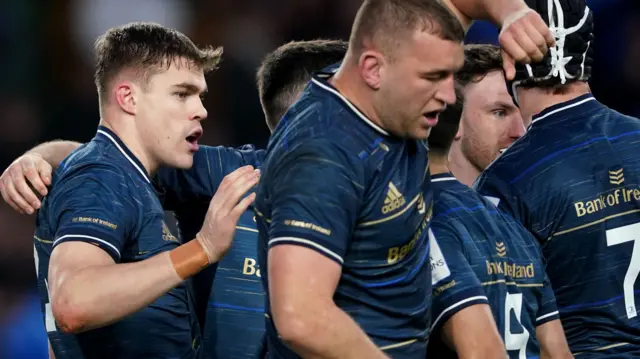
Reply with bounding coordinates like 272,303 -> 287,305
156,145 -> 266,359
427,174 -> 558,359
34,126 -> 198,359
475,94 -> 640,357
255,69 -> 433,358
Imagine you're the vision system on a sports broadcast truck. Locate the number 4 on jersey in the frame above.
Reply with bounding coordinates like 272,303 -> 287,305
606,222 -> 640,319
505,292 -> 530,359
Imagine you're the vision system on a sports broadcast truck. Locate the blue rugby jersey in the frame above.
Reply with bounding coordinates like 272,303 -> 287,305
256,65 -> 433,358
428,174 -> 558,359
476,94 -> 640,357
35,126 -> 197,359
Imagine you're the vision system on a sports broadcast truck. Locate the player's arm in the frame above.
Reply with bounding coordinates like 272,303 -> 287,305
444,0 -> 531,28
266,141 -> 387,358
49,165 -> 258,334
442,0 -> 555,79
536,320 -> 574,359
156,145 -> 265,210
535,272 -> 572,358
429,227 -> 507,359
0,140 -> 81,214
441,306 -> 507,359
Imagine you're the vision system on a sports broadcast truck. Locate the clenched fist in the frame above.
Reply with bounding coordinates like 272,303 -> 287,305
499,8 -> 556,80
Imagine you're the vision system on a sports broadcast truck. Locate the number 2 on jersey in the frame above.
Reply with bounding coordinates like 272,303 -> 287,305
606,222 -> 640,319
505,292 -> 529,359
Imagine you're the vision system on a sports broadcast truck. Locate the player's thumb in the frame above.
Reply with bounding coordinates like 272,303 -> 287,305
502,49 -> 516,81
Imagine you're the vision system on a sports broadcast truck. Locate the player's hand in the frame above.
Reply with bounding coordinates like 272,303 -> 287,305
499,8 -> 555,80
0,153 -> 52,214
196,165 -> 260,263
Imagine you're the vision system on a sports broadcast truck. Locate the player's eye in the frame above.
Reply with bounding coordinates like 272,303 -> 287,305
492,109 -> 506,119
422,71 -> 450,82
174,92 -> 189,100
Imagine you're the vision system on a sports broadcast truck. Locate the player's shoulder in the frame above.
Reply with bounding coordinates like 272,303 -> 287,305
432,175 -> 487,215
54,128 -> 151,196
271,72 -> 390,156
198,144 -> 265,170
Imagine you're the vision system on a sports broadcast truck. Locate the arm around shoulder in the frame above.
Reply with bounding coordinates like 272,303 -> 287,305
28,140 -> 82,170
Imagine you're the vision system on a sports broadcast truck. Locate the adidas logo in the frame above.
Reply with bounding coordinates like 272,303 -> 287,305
609,168 -> 624,185
496,242 -> 506,257
382,182 -> 406,214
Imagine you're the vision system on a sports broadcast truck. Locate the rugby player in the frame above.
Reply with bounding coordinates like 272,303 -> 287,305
254,0 -> 555,357
165,39 -> 349,358
447,45 -> 526,187
0,39 -> 349,359
27,22 -> 259,359
475,0 -> 640,356
426,44 -> 572,359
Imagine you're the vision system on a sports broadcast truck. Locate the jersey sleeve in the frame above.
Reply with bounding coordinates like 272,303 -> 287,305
155,145 -> 265,210
536,272 -> 560,326
429,224 -> 489,332
51,166 -> 137,262
265,140 -> 362,265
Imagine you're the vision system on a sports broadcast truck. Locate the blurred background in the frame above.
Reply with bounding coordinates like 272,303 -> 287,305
0,0 -> 636,357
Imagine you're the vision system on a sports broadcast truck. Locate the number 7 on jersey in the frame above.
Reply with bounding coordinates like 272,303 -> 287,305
606,222 -> 640,319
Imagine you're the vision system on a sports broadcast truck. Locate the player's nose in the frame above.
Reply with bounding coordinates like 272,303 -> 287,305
435,75 -> 456,105
191,101 -> 208,122
509,113 -> 526,139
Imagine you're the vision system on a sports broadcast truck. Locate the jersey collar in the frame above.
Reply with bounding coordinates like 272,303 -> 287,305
529,93 -> 599,129
95,126 -> 151,183
311,68 -> 390,136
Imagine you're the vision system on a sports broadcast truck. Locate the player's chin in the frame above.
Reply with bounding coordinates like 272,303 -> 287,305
171,153 -> 195,169
409,126 -> 432,140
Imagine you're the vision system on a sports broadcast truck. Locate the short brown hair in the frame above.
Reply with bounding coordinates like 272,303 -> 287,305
455,44 -> 503,89
349,0 -> 465,56
256,39 -> 348,130
429,44 -> 502,154
94,22 -> 223,101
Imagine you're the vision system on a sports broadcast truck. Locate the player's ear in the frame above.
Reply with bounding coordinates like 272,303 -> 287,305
114,81 -> 137,116
359,50 -> 384,90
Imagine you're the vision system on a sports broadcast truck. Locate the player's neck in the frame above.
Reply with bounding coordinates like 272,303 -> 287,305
98,118 -> 159,176
516,82 -> 591,124
428,152 -> 450,175
330,59 -> 385,131
447,143 -> 480,187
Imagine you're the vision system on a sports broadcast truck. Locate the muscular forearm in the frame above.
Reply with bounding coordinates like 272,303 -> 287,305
28,141 -> 81,170
442,305 -> 507,359
277,304 -> 388,359
537,321 -> 574,359
448,0 -> 528,27
52,251 -> 182,333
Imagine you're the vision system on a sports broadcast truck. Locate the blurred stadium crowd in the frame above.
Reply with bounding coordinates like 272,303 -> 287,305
0,0 -> 638,357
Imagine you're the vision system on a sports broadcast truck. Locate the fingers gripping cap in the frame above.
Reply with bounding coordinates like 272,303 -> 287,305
508,0 -> 594,105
